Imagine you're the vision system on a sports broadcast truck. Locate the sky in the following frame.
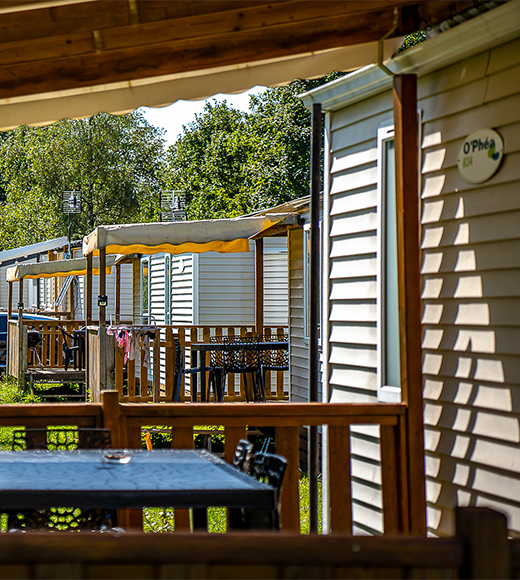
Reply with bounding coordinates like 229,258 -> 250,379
140,86 -> 266,148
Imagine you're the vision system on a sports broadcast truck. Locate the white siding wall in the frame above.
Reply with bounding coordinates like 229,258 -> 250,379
323,36 -> 520,537
327,92 -> 390,535
149,254 -> 166,325
288,228 -> 307,403
419,39 -> 520,537
170,254 -> 194,325
196,238 -> 287,326
264,242 -> 288,327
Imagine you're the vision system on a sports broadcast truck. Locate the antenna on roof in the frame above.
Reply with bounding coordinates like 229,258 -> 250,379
160,190 -> 186,222
62,191 -> 82,258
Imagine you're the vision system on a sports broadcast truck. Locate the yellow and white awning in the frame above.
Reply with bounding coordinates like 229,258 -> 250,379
6,255 -> 116,282
82,214 -> 298,257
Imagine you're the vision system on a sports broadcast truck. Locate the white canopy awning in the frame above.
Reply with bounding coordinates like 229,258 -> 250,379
0,40 -> 401,131
0,237 -> 68,267
6,255 -> 116,282
82,214 -> 298,257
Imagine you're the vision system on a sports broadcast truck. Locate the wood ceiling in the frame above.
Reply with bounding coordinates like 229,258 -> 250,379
0,0 -> 475,101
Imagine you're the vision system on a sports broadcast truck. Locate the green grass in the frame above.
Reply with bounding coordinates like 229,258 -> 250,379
142,476 -> 322,534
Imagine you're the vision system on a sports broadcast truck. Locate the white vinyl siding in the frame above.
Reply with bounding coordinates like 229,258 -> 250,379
317,31 -> 520,536
419,40 -> 520,537
326,94 -> 389,535
170,254 -> 194,325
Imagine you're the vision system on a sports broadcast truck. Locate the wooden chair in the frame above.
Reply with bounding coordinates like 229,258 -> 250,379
7,427 -> 117,532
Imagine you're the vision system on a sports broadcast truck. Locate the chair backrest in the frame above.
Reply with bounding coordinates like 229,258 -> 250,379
233,439 -> 254,473
250,452 -> 287,504
172,337 -> 184,402
12,428 -> 112,451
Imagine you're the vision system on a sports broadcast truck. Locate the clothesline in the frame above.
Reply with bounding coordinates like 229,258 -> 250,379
106,325 -> 159,367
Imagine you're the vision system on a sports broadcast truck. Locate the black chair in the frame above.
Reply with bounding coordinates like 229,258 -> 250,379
229,451 -> 287,531
258,334 -> 289,398
58,327 -> 85,371
210,335 -> 263,402
172,337 -> 223,402
7,427 -> 117,532
233,438 -> 254,473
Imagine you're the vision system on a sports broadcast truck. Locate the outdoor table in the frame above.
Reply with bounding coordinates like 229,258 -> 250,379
0,449 -> 275,511
190,341 -> 288,402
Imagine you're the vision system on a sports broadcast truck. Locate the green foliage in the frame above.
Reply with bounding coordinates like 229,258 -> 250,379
0,375 -> 40,404
394,31 -> 427,55
163,73 -> 345,219
0,111 -> 166,250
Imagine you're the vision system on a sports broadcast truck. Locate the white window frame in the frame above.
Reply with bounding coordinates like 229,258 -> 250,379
377,125 -> 401,403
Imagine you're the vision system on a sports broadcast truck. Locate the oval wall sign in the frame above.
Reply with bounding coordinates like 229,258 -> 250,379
458,129 -> 504,184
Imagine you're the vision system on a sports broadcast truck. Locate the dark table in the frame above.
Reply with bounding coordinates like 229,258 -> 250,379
190,341 -> 288,402
0,449 -> 274,511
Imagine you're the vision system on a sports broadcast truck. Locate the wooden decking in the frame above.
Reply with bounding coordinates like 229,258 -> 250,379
27,368 -> 85,384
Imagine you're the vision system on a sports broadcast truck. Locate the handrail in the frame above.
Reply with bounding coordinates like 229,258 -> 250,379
0,395 -> 408,535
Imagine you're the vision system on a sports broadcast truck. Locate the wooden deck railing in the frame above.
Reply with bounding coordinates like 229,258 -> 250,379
112,325 -> 289,404
0,391 -> 409,535
0,509 -> 514,578
8,319 -> 84,375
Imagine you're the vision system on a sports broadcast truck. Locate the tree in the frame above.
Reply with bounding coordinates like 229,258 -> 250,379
0,111 -> 166,250
163,73 -> 344,220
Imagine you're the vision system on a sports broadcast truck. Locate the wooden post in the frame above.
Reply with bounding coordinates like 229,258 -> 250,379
7,281 -> 12,319
393,74 -> 426,535
456,507 -> 510,579
309,102 -> 322,534
48,250 -> 58,313
115,263 -> 121,322
255,238 -> 264,336
152,329 -> 160,402
17,279 -> 24,388
101,389 -> 121,448
99,248 -> 107,326
86,253 -> 93,325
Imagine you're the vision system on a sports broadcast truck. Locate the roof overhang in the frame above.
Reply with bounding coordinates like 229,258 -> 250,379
82,214 -> 297,256
300,1 -> 519,111
0,237 -> 68,268
0,1 -> 475,130
6,255 -> 116,281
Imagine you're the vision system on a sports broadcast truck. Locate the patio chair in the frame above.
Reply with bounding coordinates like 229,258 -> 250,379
7,427 -> 117,532
210,335 -> 263,402
233,438 -> 254,473
229,452 -> 287,531
257,334 -> 289,398
172,337 -> 223,402
58,327 -> 85,371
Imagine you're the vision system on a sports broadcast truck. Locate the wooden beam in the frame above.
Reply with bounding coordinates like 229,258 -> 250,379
86,253 -> 93,325
115,263 -> 121,322
99,248 -> 106,326
393,74 -> 426,535
17,279 -> 24,388
0,1 -> 470,100
7,281 -> 12,320
254,238 -> 263,336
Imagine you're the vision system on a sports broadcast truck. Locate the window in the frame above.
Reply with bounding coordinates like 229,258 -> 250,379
377,127 -> 401,402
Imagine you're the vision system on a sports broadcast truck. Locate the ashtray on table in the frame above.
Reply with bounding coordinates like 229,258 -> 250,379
102,450 -> 132,464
